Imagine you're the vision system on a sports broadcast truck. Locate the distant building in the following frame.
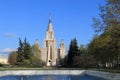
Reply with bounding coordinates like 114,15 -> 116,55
0,55 -> 8,64
34,17 -> 66,66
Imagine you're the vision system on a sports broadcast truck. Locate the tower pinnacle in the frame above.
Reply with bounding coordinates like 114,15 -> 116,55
47,14 -> 53,31
49,13 -> 52,23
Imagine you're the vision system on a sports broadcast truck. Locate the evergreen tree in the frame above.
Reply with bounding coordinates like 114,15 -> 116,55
23,37 -> 31,60
16,38 -> 32,66
16,38 -> 24,65
67,38 -> 79,67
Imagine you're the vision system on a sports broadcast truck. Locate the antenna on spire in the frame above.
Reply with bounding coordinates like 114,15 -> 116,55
49,13 -> 52,23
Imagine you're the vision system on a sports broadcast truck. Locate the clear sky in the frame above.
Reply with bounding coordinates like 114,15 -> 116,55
0,0 -> 105,56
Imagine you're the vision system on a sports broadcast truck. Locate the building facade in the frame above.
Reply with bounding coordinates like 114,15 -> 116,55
35,18 -> 66,66
0,55 -> 8,64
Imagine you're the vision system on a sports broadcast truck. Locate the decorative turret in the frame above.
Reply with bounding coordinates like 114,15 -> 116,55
60,40 -> 65,48
59,40 -> 66,59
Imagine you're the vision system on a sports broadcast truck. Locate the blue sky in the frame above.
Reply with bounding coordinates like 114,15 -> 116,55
0,0 -> 105,56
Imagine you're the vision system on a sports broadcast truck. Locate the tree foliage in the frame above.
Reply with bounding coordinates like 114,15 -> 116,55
67,38 -> 79,67
92,0 -> 120,32
32,41 -> 41,59
30,41 -> 44,67
16,38 -> 44,67
8,51 -> 17,66
16,38 -> 32,66
16,38 -> 24,65
23,38 -> 31,60
90,0 -> 120,68
60,0 -> 120,69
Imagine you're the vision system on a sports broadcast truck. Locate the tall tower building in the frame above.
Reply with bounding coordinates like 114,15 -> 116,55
34,16 -> 66,67
44,17 -> 57,66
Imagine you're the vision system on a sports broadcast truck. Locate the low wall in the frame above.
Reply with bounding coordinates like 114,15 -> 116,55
0,70 -> 85,76
0,70 -> 120,80
85,70 -> 120,80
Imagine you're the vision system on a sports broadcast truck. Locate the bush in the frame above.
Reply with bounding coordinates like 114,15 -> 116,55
0,63 -> 3,67
23,59 -> 30,67
30,56 -> 44,67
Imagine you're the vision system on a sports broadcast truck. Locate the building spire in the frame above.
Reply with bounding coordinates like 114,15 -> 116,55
47,13 -> 53,31
49,13 -> 52,23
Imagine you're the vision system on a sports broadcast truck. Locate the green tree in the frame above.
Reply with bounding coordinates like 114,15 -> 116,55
30,55 -> 44,67
30,40 -> 44,67
72,44 -> 96,68
16,38 -> 24,65
8,51 -> 17,66
79,45 -> 86,56
88,35 -> 104,67
67,38 -> 79,67
92,0 -> 120,33
17,38 -> 32,67
32,40 -> 41,59
23,38 -> 31,60
91,0 -> 120,68
59,56 -> 68,67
